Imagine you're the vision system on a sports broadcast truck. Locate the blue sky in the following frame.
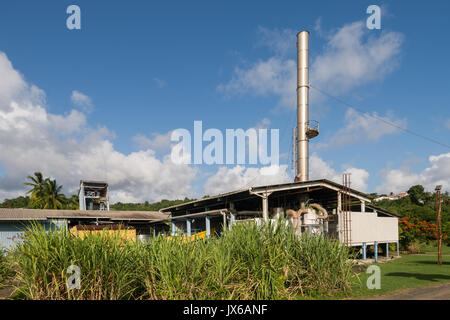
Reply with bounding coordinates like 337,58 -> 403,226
0,1 -> 449,202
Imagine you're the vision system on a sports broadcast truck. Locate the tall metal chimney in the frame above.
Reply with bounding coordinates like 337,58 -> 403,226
295,30 -> 318,182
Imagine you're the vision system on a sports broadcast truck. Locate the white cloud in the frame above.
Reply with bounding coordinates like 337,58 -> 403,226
218,57 -> 297,108
310,153 -> 369,191
256,26 -> 296,56
445,118 -> 450,130
71,90 -> 93,112
153,78 -> 167,88
219,21 -> 403,109
204,164 -> 291,195
0,52 -> 28,111
204,153 -> 370,196
132,131 -> 173,152
376,153 -> 450,194
0,51 -> 197,203
311,21 -> 403,94
317,108 -> 407,148
254,117 -> 271,129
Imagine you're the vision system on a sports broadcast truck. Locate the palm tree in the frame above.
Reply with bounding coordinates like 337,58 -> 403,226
24,172 -> 46,208
65,195 -> 79,210
25,173 -> 65,209
41,179 -> 65,209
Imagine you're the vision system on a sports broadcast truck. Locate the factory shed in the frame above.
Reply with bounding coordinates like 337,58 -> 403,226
0,208 -> 169,249
158,179 -> 400,257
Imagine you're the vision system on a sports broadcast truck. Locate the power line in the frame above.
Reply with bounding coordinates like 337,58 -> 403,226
310,84 -> 450,150
239,108 -> 297,190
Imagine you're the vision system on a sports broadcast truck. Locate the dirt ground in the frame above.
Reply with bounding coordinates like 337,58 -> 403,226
2,279 -> 449,300
365,282 -> 450,300
0,282 -> 15,299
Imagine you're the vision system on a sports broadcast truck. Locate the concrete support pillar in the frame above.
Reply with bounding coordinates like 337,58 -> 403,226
361,200 -> 365,213
396,240 -> 400,256
374,241 -> 378,263
230,202 -> 236,229
205,216 -> 211,239
262,193 -> 269,221
171,221 -> 176,236
230,213 -> 236,227
337,192 -> 342,214
186,219 -> 191,237
362,242 -> 367,260
221,211 -> 227,231
386,243 -> 389,261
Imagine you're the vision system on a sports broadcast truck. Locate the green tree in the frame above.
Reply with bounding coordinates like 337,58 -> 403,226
40,179 -> 65,209
0,196 -> 31,208
24,172 -> 47,208
65,195 -> 79,210
408,185 -> 425,205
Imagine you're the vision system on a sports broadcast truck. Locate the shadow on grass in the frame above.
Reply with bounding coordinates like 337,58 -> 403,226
385,272 -> 450,282
412,260 -> 450,266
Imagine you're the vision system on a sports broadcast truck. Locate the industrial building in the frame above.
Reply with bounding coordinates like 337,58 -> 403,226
155,179 -> 399,258
0,30 -> 399,260
0,208 -> 168,250
78,180 -> 110,211
153,30 -> 400,260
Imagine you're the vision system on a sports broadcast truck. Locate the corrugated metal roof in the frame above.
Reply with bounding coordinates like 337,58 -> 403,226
160,179 -> 372,212
0,208 -> 169,221
366,205 -> 400,217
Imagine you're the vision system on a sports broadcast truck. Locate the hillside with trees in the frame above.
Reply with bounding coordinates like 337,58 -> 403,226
0,174 -> 448,232
372,185 -> 449,246
373,185 -> 449,224
0,172 -> 194,211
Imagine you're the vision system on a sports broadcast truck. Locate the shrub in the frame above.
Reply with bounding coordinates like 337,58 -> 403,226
12,220 -> 356,300
399,216 -> 447,248
0,249 -> 13,285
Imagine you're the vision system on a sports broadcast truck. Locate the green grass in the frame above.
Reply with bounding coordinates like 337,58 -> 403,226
338,248 -> 450,299
9,221 -> 357,300
419,244 -> 450,255
0,250 -> 13,286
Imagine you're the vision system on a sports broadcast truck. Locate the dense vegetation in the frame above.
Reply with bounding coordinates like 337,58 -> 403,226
0,172 -> 78,210
7,222 -> 355,300
373,185 -> 449,223
0,250 -> 13,285
110,198 -> 195,211
373,185 -> 449,246
2,173 -> 447,221
0,172 -> 194,211
0,174 -> 448,245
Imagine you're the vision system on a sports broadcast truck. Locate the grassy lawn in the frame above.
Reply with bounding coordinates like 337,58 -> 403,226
338,245 -> 450,299
420,244 -> 450,255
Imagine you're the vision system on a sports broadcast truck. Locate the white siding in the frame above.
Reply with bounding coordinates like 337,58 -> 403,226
339,211 -> 398,246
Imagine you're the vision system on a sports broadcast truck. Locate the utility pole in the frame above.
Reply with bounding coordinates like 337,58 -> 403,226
435,185 -> 442,265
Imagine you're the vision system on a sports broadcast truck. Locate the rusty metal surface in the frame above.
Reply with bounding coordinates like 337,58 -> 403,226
0,208 -> 169,221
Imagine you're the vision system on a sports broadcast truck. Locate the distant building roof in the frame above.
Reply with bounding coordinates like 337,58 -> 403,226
374,192 -> 408,202
0,208 -> 169,222
160,179 -> 373,214
80,180 -> 108,186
